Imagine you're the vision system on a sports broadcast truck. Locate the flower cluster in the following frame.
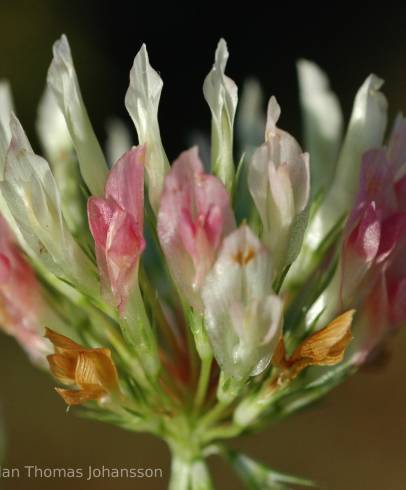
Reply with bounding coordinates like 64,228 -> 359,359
0,36 -> 404,489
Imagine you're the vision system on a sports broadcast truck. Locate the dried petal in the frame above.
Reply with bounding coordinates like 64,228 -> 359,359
46,328 -> 119,406
274,310 -> 355,379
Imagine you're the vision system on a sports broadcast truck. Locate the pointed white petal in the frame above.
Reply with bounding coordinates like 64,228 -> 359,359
36,86 -> 72,162
36,87 -> 89,237
236,78 -> 265,151
333,74 -> 387,200
203,39 -> 238,191
105,118 -> 132,166
0,81 -> 14,172
125,44 -> 168,212
1,115 -> 97,292
47,34 -> 108,196
297,60 -> 343,195
306,74 -> 388,249
202,225 -> 283,380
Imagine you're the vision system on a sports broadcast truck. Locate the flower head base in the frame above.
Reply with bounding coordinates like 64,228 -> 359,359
1,34 -> 405,490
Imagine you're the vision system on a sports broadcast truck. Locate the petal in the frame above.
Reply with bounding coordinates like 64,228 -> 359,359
236,79 -> 265,151
203,39 -> 238,191
87,197 -> 115,249
345,203 -> 381,263
389,277 -> 406,327
202,225 -> 279,379
388,114 -> 406,173
335,75 -> 388,196
358,149 -> 396,212
376,213 -> 406,263
36,86 -> 72,163
47,353 -> 77,384
395,174 -> 406,210
291,310 -> 354,365
105,208 -> 145,312
36,86 -> 88,238
55,386 -> 107,406
307,75 -> 388,250
247,143 -> 269,226
124,44 -> 169,212
1,115 -> 97,291
249,106 -> 310,271
105,118 -> 132,167
297,60 -> 343,195
45,327 -> 83,352
47,35 -> 108,196
352,274 -> 389,365
265,96 -> 281,132
105,145 -> 145,228
0,80 -> 14,170
341,202 -> 381,303
75,349 -> 119,393
158,147 -> 234,308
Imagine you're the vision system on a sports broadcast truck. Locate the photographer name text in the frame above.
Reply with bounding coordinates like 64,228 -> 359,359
0,465 -> 163,480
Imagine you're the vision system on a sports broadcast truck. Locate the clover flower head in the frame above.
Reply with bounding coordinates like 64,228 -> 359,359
0,34 -> 404,489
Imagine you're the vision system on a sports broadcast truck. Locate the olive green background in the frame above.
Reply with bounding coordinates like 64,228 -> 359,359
0,1 -> 406,488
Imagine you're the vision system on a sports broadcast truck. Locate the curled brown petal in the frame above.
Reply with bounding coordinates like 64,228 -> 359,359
55,385 -> 107,406
273,310 -> 355,382
46,328 -> 120,406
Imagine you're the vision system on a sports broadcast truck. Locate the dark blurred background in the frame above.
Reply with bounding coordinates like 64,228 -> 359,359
1,1 -> 406,488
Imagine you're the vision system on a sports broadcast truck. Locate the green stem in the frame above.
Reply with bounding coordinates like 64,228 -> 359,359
200,400 -> 231,429
194,356 -> 213,411
168,452 -> 213,490
202,424 -> 243,444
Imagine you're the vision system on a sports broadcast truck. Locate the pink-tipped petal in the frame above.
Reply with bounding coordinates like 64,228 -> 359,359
388,115 -> 406,173
0,216 -> 47,362
105,209 -> 145,313
389,277 -> 406,327
358,149 -> 396,213
87,146 -> 145,313
376,213 -> 406,263
158,147 -> 235,309
87,197 -> 115,249
341,203 -> 381,304
105,146 -> 145,228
